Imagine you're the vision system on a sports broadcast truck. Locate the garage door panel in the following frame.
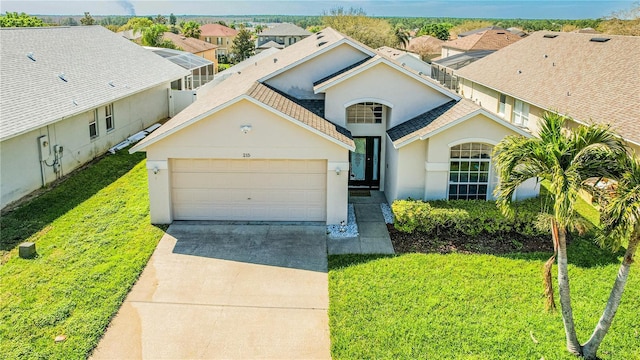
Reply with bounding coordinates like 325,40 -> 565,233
171,159 -> 327,221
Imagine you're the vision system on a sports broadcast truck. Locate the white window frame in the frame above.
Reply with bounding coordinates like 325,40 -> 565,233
448,142 -> 493,200
512,99 -> 530,127
89,110 -> 99,139
105,103 -> 114,132
498,94 -> 506,117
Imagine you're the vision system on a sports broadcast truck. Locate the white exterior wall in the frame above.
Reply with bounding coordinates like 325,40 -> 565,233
323,63 -> 452,128
265,43 -> 369,99
441,47 -> 464,59
384,136 -> 400,202
1,83 -> 172,208
395,139 -> 427,199
144,99 -> 349,224
397,54 -> 432,75
424,113 -> 538,201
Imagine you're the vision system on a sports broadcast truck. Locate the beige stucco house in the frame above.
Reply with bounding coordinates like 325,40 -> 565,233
455,31 -> 640,154
200,24 -> 238,61
256,23 -> 311,52
132,28 -> 537,225
0,26 -> 190,209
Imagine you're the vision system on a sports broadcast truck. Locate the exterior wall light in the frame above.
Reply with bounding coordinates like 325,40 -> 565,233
335,167 -> 341,175
153,167 -> 159,174
240,125 -> 252,134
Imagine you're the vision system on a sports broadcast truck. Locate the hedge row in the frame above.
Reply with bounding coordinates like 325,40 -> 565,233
391,198 -> 550,237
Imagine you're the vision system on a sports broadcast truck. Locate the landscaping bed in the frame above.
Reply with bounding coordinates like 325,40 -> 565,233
388,223 -> 553,254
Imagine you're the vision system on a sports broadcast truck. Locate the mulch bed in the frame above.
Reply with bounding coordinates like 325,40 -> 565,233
387,224 -> 553,255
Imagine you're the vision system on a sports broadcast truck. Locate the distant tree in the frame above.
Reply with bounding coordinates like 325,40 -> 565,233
181,21 -> 201,38
154,14 -> 166,24
418,23 -> 452,41
104,24 -> 119,32
169,13 -> 177,26
449,20 -> 493,38
231,28 -> 255,62
321,7 -> 396,49
217,20 -> 227,26
60,17 -> 78,26
0,12 -> 45,27
118,17 -> 153,32
394,27 -> 410,48
80,12 -> 96,26
307,25 -> 322,33
254,24 -> 265,33
137,23 -> 175,48
229,22 -> 236,29
598,1 -> 640,35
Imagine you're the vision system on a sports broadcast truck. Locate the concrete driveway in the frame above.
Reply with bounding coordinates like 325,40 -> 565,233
91,222 -> 330,359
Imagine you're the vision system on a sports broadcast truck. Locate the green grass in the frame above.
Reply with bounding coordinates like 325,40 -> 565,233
0,151 -> 165,359
329,249 -> 640,359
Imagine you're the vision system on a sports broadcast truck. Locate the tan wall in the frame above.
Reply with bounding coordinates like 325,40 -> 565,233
195,49 -> 218,70
1,84 -> 172,209
144,99 -> 350,224
265,43 -> 369,99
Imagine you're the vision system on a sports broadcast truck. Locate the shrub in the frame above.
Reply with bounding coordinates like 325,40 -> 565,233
392,198 -> 549,237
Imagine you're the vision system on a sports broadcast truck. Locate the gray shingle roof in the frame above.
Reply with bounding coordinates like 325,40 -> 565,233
260,23 -> 312,37
0,26 -> 189,141
387,99 -> 482,146
456,31 -> 640,146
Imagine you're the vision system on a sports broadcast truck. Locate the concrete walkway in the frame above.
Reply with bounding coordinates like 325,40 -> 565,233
91,223 -> 330,359
328,191 -> 395,255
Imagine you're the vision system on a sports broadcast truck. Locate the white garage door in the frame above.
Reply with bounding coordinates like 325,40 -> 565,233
171,159 -> 327,221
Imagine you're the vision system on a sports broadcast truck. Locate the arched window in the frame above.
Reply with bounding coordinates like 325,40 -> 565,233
448,142 -> 493,200
346,102 -> 384,124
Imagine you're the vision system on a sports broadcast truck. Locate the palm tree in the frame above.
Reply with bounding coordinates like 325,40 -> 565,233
181,21 -> 201,39
492,112 -> 625,356
581,153 -> 640,359
394,27 -> 410,49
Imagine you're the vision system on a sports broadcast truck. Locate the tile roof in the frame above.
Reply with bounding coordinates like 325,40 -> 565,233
407,35 -> 444,54
259,23 -> 312,37
443,29 -> 521,52
456,31 -> 640,146
247,83 -> 353,147
200,24 -> 239,37
162,32 -> 217,53
0,26 -> 189,141
133,27 -> 359,151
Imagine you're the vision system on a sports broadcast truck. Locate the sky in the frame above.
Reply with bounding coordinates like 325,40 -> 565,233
0,0 -> 634,19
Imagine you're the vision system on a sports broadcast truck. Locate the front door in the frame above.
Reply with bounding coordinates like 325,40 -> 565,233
349,137 -> 381,188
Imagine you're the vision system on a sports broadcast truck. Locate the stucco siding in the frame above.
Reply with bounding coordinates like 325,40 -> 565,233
384,136 -> 400,202
265,43 -> 369,99
395,139 -> 427,199
1,84 -> 171,208
144,99 -> 349,224
324,63 -> 451,128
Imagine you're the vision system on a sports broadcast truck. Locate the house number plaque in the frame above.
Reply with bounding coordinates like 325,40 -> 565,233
242,153 -> 251,158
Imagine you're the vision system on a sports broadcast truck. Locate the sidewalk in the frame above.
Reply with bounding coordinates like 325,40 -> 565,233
327,191 -> 395,255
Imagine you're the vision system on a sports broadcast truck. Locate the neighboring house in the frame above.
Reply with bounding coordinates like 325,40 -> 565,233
256,40 -> 285,53
0,26 -> 190,209
441,29 -> 521,58
430,50 -> 495,90
200,23 -> 239,61
376,46 -> 431,75
146,47 -> 216,91
256,23 -> 311,51
406,35 -> 444,61
455,31 -> 640,154
457,26 -> 505,37
162,32 -> 219,67
131,28 -> 537,225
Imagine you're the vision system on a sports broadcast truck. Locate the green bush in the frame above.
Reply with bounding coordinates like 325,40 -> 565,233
391,198 -> 549,237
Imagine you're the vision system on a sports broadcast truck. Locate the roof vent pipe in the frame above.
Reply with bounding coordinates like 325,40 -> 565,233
58,73 -> 68,82
27,52 -> 36,61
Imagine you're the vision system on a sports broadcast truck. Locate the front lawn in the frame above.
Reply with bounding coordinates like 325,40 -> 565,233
0,151 -> 164,359
329,250 -> 640,359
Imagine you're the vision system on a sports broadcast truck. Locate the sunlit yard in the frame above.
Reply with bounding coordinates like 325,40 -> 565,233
329,251 -> 640,359
0,151 -> 165,359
